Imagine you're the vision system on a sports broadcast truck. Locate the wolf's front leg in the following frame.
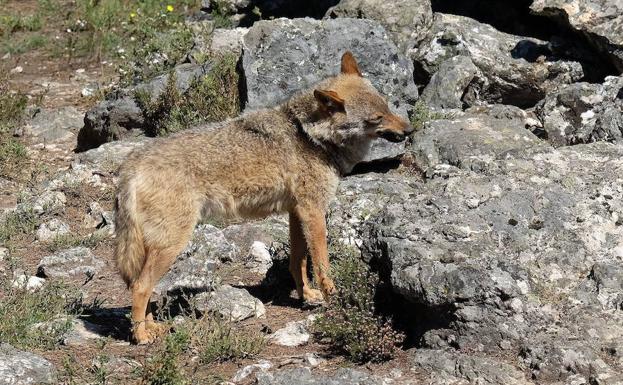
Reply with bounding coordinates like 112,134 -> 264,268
294,205 -> 336,301
289,212 -> 324,303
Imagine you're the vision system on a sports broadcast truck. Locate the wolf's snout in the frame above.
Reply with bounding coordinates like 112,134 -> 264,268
404,124 -> 415,135
377,129 -> 406,143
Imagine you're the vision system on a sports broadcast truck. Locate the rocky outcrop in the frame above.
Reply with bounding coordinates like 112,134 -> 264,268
242,18 -> 418,117
533,75 -> 623,146
411,349 -> 531,385
410,13 -> 584,108
0,344 -> 56,385
409,113 -> 550,172
77,63 -> 213,151
347,134 -> 623,382
256,367 -> 385,385
325,0 -> 433,51
531,0 -> 623,72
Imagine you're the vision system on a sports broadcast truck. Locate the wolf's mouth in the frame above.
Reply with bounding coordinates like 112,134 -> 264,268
377,130 -> 406,143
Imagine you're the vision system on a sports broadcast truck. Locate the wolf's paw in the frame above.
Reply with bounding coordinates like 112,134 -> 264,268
320,279 -> 336,298
133,328 -> 153,345
133,323 -> 168,345
134,329 -> 165,345
302,288 -> 325,305
146,320 -> 168,334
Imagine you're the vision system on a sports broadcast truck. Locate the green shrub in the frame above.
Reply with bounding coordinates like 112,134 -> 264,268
193,316 -> 264,364
410,100 -> 448,132
141,329 -> 191,385
136,54 -> 240,136
313,244 -> 404,363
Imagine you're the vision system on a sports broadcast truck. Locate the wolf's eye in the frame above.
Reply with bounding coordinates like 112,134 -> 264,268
366,114 -> 383,125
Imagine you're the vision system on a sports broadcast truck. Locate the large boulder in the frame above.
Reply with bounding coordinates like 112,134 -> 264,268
77,62 -> 214,151
0,344 -> 56,385
419,55 -> 479,110
193,284 -> 265,321
533,75 -> 623,146
242,18 -> 418,117
25,107 -> 82,144
531,0 -> 623,72
324,0 -> 433,51
410,13 -> 584,108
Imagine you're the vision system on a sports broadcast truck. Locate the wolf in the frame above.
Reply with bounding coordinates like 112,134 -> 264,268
114,51 -> 414,344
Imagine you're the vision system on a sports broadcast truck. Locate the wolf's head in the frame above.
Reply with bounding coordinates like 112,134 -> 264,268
311,51 -> 415,144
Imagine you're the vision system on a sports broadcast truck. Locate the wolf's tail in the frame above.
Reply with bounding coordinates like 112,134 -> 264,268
114,178 -> 145,288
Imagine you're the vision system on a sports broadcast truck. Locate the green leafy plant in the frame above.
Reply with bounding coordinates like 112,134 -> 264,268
193,316 -> 264,364
140,329 -> 191,385
410,100 -> 448,131
135,53 -> 240,136
313,243 -> 404,363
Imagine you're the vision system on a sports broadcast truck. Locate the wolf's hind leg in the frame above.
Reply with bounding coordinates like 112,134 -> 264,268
131,241 -> 192,344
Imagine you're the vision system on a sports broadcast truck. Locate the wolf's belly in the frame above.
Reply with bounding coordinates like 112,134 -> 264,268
200,186 -> 293,220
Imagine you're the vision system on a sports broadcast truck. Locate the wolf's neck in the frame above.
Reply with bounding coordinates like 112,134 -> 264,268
281,92 -> 371,175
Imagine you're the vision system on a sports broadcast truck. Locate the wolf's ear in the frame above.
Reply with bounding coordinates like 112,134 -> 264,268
314,89 -> 345,114
341,51 -> 362,77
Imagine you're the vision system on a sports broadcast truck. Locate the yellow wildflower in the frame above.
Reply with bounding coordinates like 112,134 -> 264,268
166,5 -> 174,12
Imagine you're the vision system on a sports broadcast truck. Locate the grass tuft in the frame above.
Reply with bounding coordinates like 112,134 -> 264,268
0,71 -> 28,134
0,14 -> 43,35
0,278 -> 83,349
0,207 -> 38,245
0,139 -> 28,177
194,316 -> 265,364
139,313 -> 263,385
45,232 -> 105,252
209,0 -> 235,29
0,70 -> 30,180
141,329 -> 191,385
